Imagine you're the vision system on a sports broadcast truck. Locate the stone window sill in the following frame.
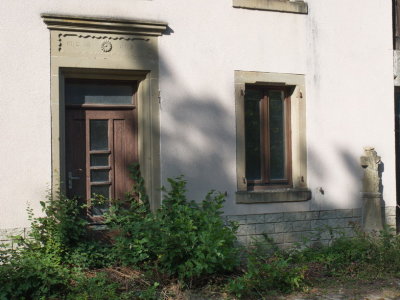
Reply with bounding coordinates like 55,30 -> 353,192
236,188 -> 311,204
232,0 -> 308,14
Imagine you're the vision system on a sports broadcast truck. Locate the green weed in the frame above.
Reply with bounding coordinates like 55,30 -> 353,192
107,171 -> 239,284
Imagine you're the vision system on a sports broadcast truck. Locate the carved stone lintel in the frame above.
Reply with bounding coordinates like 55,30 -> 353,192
57,33 -> 150,52
360,147 -> 383,232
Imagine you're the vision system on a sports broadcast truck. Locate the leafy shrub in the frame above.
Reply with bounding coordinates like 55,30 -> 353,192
294,226 -> 400,278
0,190 -> 113,299
225,227 -> 400,299
67,241 -> 114,269
0,248 -> 72,299
227,240 -> 306,299
294,236 -> 371,277
27,190 -> 114,269
27,191 -> 88,255
0,167 -> 239,298
108,171 -> 238,283
67,272 -> 122,300
14,165 -> 400,299
0,191 -> 84,299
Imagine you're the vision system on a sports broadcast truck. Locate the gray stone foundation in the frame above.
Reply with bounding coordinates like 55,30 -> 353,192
383,206 -> 397,228
0,227 -> 30,250
0,206 -> 397,249
226,206 -> 397,248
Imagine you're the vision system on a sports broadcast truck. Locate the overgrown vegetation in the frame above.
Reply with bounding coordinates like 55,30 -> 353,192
293,226 -> 400,278
0,166 -> 238,299
2,167 -> 400,299
227,239 -> 307,298
108,174 -> 238,282
227,226 -> 400,299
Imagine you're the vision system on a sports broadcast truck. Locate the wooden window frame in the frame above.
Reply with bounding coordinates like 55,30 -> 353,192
235,71 -> 310,203
395,0 -> 400,49
245,85 -> 292,190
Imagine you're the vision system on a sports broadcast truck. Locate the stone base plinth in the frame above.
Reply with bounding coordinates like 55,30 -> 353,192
361,192 -> 384,232
226,206 -> 396,248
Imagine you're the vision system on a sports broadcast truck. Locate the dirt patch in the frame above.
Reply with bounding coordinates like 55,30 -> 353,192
185,277 -> 400,300
281,278 -> 400,300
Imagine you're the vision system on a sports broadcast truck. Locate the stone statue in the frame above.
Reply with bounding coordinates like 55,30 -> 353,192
360,147 -> 383,232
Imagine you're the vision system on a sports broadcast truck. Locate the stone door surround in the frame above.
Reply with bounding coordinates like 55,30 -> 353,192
42,14 -> 167,210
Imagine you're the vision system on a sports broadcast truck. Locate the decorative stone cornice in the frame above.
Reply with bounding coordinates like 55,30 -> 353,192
232,0 -> 308,14
41,14 -> 168,36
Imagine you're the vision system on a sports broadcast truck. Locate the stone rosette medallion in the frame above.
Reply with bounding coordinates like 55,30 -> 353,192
101,40 -> 112,53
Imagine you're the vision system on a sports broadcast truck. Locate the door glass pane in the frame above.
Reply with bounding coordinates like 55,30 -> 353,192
269,90 -> 285,180
90,120 -> 108,150
91,185 -> 110,216
90,154 -> 109,166
91,170 -> 109,182
245,89 -> 262,181
65,79 -> 135,105
91,185 -> 109,198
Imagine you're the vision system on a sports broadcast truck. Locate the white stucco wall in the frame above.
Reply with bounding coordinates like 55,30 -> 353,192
305,0 -> 395,212
0,0 -> 395,228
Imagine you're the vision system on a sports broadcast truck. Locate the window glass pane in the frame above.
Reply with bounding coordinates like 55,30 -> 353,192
91,170 -> 109,182
65,79 -> 135,105
245,89 -> 263,181
396,90 -> 400,118
269,90 -> 286,180
90,120 -> 108,150
90,154 -> 109,166
91,185 -> 110,216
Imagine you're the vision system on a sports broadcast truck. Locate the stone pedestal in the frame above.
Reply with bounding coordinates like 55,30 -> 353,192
361,192 -> 383,232
360,147 -> 384,232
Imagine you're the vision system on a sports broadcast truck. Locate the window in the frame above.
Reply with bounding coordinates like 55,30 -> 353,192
65,79 -> 137,106
394,0 -> 400,49
235,71 -> 310,203
245,86 -> 292,190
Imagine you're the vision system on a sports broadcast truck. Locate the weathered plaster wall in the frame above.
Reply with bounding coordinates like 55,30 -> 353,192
305,0 -> 395,213
157,1 -> 308,215
0,2 -> 52,228
0,0 -> 395,230
158,0 -> 395,216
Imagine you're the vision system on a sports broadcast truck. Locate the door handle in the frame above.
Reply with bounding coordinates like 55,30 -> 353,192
68,171 -> 80,189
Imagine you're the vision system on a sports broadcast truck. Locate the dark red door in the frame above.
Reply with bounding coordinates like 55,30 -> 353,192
65,108 -> 137,218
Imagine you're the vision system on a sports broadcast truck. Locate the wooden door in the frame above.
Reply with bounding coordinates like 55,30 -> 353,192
65,108 -> 137,218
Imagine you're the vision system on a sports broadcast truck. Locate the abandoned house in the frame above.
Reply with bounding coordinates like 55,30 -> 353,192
1,0 -> 399,247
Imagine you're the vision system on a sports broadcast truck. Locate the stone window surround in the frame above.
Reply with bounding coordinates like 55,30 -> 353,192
235,70 -> 310,204
42,14 -> 167,210
232,0 -> 308,14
